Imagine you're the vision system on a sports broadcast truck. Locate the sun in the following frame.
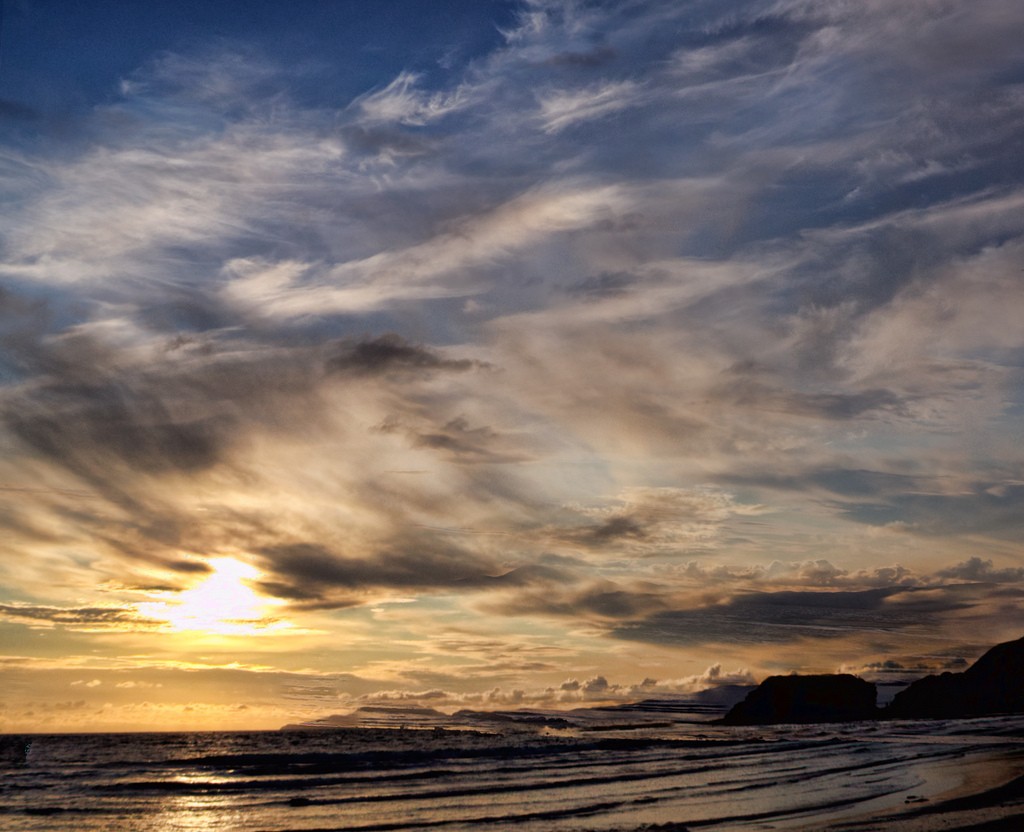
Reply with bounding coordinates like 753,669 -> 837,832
139,557 -> 285,636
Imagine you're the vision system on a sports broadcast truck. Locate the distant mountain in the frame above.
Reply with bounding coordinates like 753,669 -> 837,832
718,674 -> 877,725
887,634 -> 1024,719
283,637 -> 1024,732
452,709 -> 574,729
282,705 -> 450,731
597,685 -> 756,716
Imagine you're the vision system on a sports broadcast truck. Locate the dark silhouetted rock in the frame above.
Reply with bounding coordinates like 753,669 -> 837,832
719,674 -> 878,725
887,635 -> 1024,719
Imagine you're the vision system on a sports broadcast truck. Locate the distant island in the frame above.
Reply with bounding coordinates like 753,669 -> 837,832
720,634 -> 1024,725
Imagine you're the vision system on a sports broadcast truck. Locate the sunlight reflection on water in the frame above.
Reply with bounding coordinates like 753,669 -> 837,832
2,720 -> 1024,831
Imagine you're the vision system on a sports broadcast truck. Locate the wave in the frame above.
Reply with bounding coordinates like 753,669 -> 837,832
2,717 -> 1024,831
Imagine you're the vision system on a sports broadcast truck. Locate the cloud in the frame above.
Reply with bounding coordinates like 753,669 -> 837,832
537,80 -> 641,133
0,603 -> 162,632
0,307 -> 296,538
545,45 -> 617,69
398,416 -> 531,465
610,586 -> 978,648
836,484 -> 1024,539
482,579 -> 671,622
672,559 -> 917,589
714,375 -> 910,422
354,72 -> 471,126
327,334 -> 481,377
220,182 -> 632,317
126,47 -> 290,109
255,536 -> 555,604
935,557 -> 1024,583
839,655 -> 970,684
560,487 -> 766,554
348,662 -> 756,710
2,123 -> 346,289
0,287 -> 533,591
651,664 -> 757,693
0,0 -> 1023,717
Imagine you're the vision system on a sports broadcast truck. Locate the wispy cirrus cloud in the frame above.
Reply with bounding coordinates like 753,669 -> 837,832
220,182 -> 630,317
355,71 -> 473,126
1,0 -> 1023,726
536,80 -> 641,133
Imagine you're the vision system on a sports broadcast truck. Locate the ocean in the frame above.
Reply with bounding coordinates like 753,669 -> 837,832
3,712 -> 1024,831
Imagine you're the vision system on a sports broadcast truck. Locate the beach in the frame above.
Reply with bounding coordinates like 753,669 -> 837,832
3,709 -> 1024,831
826,763 -> 1024,832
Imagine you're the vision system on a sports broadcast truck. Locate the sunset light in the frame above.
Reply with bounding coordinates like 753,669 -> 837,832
1,0 -> 1022,750
138,558 -> 283,636
3,1 -> 1024,828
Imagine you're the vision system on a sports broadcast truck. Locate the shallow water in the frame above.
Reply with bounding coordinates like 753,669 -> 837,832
3,716 -> 1024,831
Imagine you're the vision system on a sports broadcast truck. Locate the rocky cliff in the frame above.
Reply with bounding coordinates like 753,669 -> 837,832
719,673 -> 878,725
887,635 -> 1024,719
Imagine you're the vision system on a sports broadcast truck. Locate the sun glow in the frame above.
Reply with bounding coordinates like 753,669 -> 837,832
140,557 -> 284,636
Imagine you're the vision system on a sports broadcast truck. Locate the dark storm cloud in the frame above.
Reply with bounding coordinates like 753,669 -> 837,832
0,603 -> 160,630
326,334 -> 480,377
611,587 -> 977,647
582,515 -> 648,544
251,578 -> 364,612
682,559 -> 919,590
546,586 -> 667,619
404,416 -> 531,464
165,559 -> 212,574
258,538 -> 529,597
556,514 -> 657,551
413,418 -> 495,453
547,487 -> 755,555
483,580 -> 670,621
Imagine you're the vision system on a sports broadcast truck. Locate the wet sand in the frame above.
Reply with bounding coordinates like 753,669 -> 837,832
811,753 -> 1024,832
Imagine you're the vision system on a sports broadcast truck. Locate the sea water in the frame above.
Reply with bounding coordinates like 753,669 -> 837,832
2,716 -> 1024,831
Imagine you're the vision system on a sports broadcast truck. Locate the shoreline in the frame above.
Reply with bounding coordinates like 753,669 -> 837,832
822,751 -> 1024,832
6,719 -> 1024,832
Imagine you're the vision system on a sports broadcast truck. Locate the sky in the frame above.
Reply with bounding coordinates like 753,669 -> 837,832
1,0 -> 1023,732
